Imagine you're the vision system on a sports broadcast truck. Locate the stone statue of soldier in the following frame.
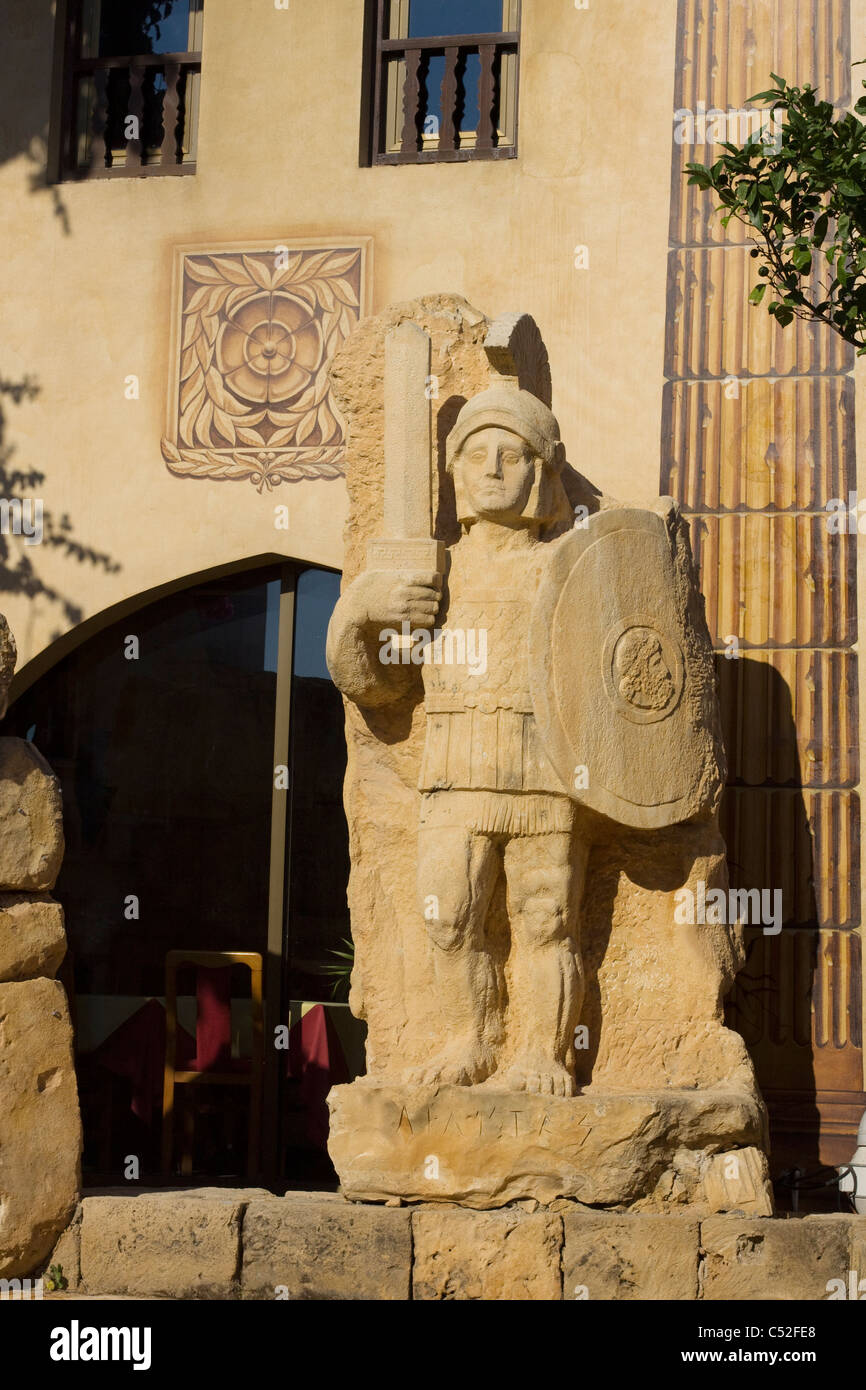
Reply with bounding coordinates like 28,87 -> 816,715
324,303 -> 769,1215
327,380 -> 586,1097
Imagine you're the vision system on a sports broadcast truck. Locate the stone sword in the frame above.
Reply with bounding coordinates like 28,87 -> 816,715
367,321 -> 446,652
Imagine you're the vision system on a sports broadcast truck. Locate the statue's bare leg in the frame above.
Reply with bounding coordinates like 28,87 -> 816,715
499,831 -> 587,1097
408,824 -> 500,1086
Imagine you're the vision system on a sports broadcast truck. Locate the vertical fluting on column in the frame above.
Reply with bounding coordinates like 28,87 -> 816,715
664,0 -> 864,1168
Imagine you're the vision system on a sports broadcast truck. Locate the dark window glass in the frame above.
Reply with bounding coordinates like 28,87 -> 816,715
1,568 -> 284,1178
370,0 -> 519,164
2,563 -> 359,1181
63,1 -> 201,177
424,51 -> 484,134
286,569 -> 351,1003
405,0 -> 504,37
94,0 -> 193,58
3,568 -> 282,998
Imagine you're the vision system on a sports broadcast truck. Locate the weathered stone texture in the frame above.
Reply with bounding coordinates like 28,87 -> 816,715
563,1213 -> 699,1300
44,1206 -> 81,1293
412,1207 -> 562,1301
0,893 -> 66,981
850,1216 -> 866,1285
79,1195 -> 243,1299
241,1195 -> 411,1300
325,297 -> 770,1212
327,295 -> 493,1079
330,1082 -> 768,1211
0,977 -> 80,1277
700,1215 -> 852,1300
43,1197 -> 866,1301
0,614 -> 16,719
0,739 -> 64,890
702,1147 -> 773,1216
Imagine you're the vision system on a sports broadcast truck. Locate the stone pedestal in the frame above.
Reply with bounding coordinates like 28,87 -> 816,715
328,1082 -> 773,1214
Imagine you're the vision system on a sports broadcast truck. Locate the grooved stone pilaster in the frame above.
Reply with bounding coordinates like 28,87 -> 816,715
664,0 -> 864,1161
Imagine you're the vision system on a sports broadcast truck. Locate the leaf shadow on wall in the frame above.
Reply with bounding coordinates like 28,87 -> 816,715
0,376 -> 122,641
0,0 -> 71,234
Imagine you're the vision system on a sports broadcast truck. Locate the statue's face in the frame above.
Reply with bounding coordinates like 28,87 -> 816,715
456,426 -> 536,522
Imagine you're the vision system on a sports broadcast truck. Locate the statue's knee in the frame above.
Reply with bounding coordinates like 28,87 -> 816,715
516,894 -> 568,946
425,907 -> 466,953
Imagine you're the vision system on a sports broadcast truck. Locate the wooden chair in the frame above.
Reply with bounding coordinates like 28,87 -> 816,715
161,950 -> 263,1179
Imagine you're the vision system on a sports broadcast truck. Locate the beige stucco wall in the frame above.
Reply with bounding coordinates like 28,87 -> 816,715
0,0 -> 678,680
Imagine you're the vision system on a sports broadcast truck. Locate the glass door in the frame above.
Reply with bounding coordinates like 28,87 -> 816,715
1,560 -> 358,1187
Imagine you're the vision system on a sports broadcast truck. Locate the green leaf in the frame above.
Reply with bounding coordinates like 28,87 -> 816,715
684,64 -> 866,351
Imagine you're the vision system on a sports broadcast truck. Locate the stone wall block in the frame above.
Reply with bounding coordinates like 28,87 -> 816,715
0,738 -> 64,890
241,1195 -> 411,1300
79,1196 -> 244,1299
412,1207 -> 562,1301
0,893 -> 66,981
700,1215 -> 852,1300
563,1212 -> 700,1300
0,978 -> 81,1278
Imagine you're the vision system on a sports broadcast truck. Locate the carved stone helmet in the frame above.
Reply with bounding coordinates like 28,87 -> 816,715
446,382 -> 568,527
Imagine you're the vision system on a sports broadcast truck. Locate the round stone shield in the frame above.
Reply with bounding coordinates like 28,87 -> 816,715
529,506 -> 724,828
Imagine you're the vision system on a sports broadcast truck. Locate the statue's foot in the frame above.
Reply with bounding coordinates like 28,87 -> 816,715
499,1058 -> 576,1097
405,1040 -> 493,1088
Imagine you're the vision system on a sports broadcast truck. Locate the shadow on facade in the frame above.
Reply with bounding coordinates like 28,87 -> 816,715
0,376 -> 122,639
718,654 -> 831,1204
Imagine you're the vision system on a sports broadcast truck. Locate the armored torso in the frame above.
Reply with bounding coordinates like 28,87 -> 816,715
419,527 -> 567,795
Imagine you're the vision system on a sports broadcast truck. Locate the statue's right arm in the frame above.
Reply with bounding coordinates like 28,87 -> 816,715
325,569 -> 442,708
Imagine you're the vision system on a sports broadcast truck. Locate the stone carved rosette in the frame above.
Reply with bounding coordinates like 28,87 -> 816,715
162,240 -> 371,491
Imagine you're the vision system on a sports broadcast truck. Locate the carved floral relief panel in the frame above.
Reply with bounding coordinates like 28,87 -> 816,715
162,239 -> 371,491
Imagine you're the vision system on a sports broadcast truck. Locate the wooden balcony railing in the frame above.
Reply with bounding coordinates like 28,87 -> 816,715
63,51 -> 202,179
372,30 -> 520,164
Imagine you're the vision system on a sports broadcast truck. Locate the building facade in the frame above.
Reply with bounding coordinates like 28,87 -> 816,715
1,0 -> 863,1194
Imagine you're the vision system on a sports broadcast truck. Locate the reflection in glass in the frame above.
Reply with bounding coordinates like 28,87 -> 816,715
2,562 -> 358,1182
286,570 -> 351,1002
81,0 -> 195,58
404,0 -> 504,37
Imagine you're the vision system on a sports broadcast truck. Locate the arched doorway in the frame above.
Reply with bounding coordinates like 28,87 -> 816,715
0,560 -> 363,1186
